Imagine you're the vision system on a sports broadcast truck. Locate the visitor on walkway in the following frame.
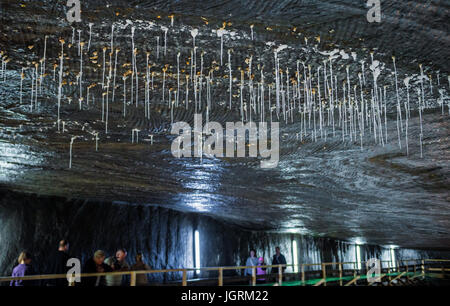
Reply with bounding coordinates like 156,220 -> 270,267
105,248 -> 130,286
130,253 -> 151,286
256,257 -> 267,283
244,249 -> 258,276
10,251 -> 35,286
81,250 -> 112,287
271,247 -> 287,274
49,239 -> 71,286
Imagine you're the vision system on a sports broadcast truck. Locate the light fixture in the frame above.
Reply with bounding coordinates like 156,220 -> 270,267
292,240 -> 298,273
194,230 -> 200,274
390,247 -> 396,271
356,244 -> 362,270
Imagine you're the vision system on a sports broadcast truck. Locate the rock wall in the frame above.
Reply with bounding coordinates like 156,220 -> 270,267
0,188 -> 448,284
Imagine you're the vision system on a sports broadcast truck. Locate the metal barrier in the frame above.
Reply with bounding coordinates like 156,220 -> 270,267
0,259 -> 449,286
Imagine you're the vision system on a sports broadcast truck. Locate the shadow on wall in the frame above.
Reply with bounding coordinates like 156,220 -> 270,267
0,187 -> 449,285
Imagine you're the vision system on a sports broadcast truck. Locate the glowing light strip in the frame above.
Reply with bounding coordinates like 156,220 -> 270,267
292,240 -> 298,273
195,230 -> 200,274
356,244 -> 361,270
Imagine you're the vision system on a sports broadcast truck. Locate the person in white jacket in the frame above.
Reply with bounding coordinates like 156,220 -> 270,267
244,249 -> 259,276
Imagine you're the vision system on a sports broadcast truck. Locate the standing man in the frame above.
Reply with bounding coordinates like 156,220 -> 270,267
105,248 -> 130,286
49,239 -> 72,286
271,247 -> 287,274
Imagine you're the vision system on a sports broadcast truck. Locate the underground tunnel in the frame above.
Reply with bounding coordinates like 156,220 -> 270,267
0,0 -> 449,293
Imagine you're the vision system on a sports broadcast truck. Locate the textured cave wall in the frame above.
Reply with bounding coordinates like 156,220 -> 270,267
1,188 -> 449,285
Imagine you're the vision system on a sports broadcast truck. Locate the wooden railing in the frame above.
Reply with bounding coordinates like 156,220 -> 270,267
0,259 -> 449,286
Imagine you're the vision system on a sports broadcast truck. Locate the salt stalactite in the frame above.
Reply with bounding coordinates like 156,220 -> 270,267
145,52 -> 150,118
102,91 -> 106,122
419,64 -> 425,108
112,49 -> 119,103
417,88 -> 423,158
228,49 -> 232,109
109,24 -> 115,83
162,65 -> 167,103
177,52 -> 180,107
3,58 -> 9,82
217,28 -> 225,66
191,29 -> 198,109
250,24 -> 254,40
156,36 -> 160,59
79,42 -> 85,110
403,76 -> 412,119
34,63 -> 39,110
77,29 -> 82,56
131,26 -> 136,105
185,74 -> 189,109
439,89 -> 445,115
30,68 -> 34,111
88,23 -> 93,51
57,39 -> 65,132
71,27 -> 75,44
123,75 -> 127,117
135,49 -> 139,108
169,15 -> 174,27
105,77 -> 110,134
392,56 -> 403,148
240,69 -> 244,121
41,35 -> 47,84
69,136 -> 79,169
20,68 -> 24,104
102,47 -> 107,87
191,28 -> 198,52
53,63 -> 57,81
170,96 -> 174,125
149,134 -> 154,145
199,51 -> 204,111
429,74 -> 433,95
132,129 -> 140,143
162,26 -> 168,56
361,60 -> 366,86
95,132 -> 99,151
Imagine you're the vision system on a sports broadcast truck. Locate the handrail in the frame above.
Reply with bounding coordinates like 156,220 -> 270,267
1,258 -> 448,285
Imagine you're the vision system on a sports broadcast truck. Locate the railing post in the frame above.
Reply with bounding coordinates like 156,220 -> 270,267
421,260 -> 425,278
339,263 -> 343,286
182,269 -> 187,286
218,268 -> 223,286
278,265 -> 283,286
322,263 -> 327,286
252,267 -> 256,286
68,275 -> 75,287
130,271 -> 136,286
387,266 -> 391,283
301,264 -> 305,286
406,263 -> 409,281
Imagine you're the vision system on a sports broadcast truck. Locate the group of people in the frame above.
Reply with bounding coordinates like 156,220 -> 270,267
244,247 -> 287,283
10,240 -> 151,286
10,240 -> 287,286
